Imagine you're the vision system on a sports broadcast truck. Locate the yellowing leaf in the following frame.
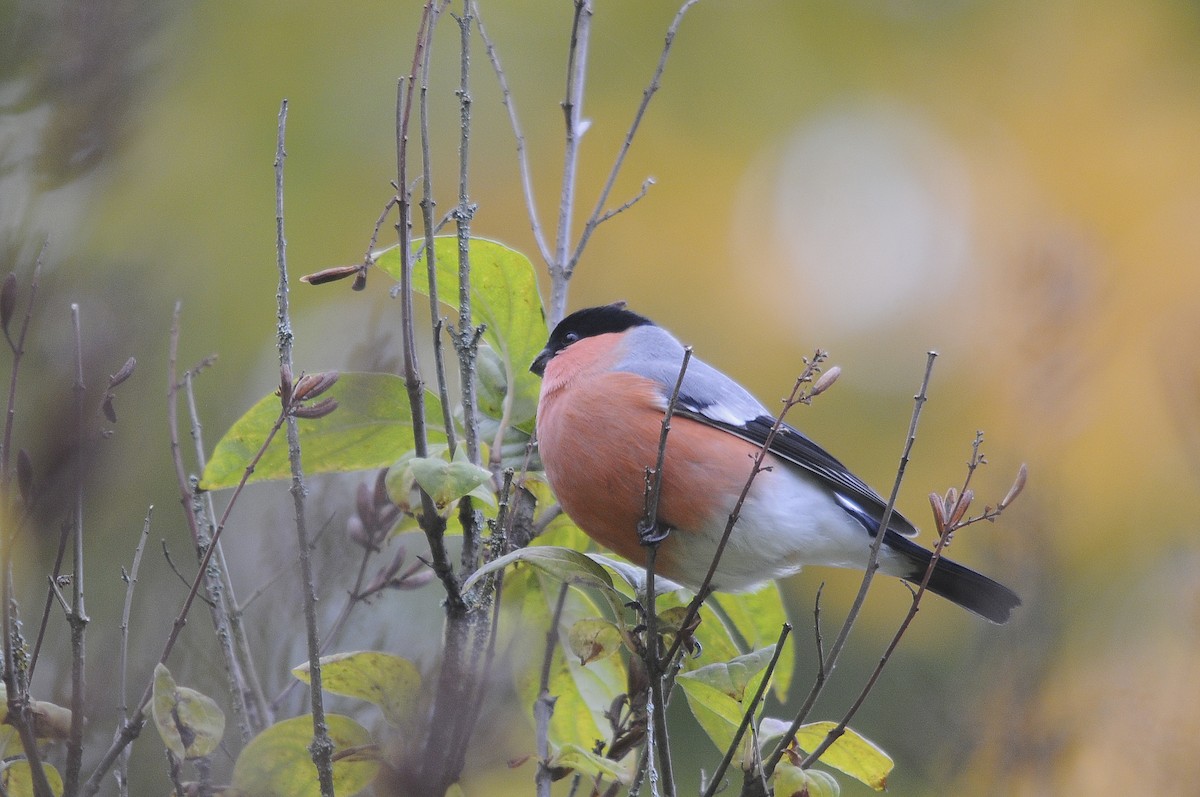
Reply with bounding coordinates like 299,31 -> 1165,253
292,651 -> 421,728
230,714 -> 378,797
151,663 -> 225,760
0,727 -> 20,759
793,722 -> 892,791
567,618 -> 623,665
510,570 -> 627,748
29,700 -> 72,741
677,676 -> 747,758
549,742 -> 634,784
0,760 -> 63,797
0,686 -> 72,742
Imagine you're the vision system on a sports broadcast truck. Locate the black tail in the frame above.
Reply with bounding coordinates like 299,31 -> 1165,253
883,531 -> 1021,624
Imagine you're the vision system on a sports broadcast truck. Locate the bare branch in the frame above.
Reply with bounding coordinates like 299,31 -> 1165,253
64,303 -> 91,797
471,0 -> 553,265
763,351 -> 939,779
168,303 -> 269,739
274,98 -> 337,797
547,0 -> 593,325
702,623 -> 792,797
116,508 -> 152,795
566,0 -> 701,278
594,176 -> 656,227
535,582 -> 571,797
417,6 -> 459,459
662,351 -> 830,670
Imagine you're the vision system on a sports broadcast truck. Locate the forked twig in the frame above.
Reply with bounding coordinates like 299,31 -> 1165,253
763,352 -> 939,779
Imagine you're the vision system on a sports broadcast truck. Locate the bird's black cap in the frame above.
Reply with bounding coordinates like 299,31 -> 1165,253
530,303 -> 653,376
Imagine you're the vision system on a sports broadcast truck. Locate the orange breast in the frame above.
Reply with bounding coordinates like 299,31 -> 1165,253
536,367 -> 761,581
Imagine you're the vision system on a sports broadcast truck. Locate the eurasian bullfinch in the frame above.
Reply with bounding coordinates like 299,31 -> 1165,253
530,305 -> 1021,624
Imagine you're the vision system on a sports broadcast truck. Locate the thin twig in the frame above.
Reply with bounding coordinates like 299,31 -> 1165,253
799,527 -> 949,769
64,303 -> 91,797
470,0 -> 553,265
0,241 -> 42,475
182,366 -> 272,733
702,623 -> 792,797
594,177 -> 655,227
417,3 -> 459,459
396,6 -> 463,610
450,0 -> 485,577
535,582 -> 571,797
116,509 -> 152,797
763,352 -> 938,779
662,354 -> 828,671
547,0 -> 593,325
566,0 -> 701,278
0,246 -> 53,797
274,98 -> 337,797
167,303 -> 262,741
637,346 -> 692,796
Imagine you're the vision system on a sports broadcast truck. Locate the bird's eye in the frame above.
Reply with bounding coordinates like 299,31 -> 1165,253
563,331 -> 580,345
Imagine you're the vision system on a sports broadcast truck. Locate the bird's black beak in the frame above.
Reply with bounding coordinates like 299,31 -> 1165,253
530,348 -> 552,377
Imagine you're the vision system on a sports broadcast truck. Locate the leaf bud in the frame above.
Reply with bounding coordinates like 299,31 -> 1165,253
293,370 -> 339,402
290,397 -> 338,419
108,356 -> 136,388
999,463 -> 1028,509
299,264 -> 361,286
811,365 -> 841,397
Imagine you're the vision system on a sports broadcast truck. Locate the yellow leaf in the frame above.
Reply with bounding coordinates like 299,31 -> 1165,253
230,714 -> 378,797
292,651 -> 421,728
794,722 -> 892,791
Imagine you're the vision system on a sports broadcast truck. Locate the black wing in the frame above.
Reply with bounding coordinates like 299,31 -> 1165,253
680,412 -> 919,539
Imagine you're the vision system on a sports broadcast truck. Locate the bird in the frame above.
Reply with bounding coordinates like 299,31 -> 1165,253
530,304 -> 1020,624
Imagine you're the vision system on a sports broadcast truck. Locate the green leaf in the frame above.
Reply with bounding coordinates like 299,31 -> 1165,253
586,554 -> 685,597
791,721 -> 893,791
712,583 -> 794,699
291,651 -> 421,728
773,761 -> 841,797
374,237 -> 547,431
201,372 -> 444,490
407,450 -> 494,511
680,645 -> 776,703
567,618 -> 624,666
677,646 -> 777,758
475,343 -> 510,422
463,545 -> 623,615
549,742 -> 634,784
0,761 -> 63,797
151,663 -> 225,760
230,714 -> 378,797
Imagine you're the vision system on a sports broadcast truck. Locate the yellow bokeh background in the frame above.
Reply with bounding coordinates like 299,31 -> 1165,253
6,0 -> 1200,794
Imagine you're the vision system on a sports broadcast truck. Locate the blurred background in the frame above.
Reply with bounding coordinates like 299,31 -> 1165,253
4,0 -> 1200,794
